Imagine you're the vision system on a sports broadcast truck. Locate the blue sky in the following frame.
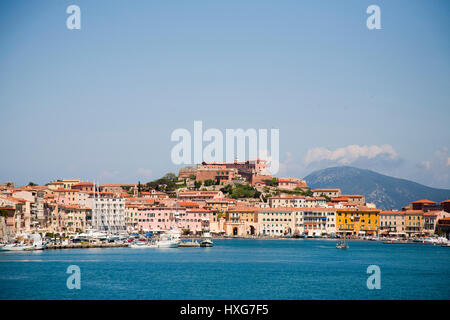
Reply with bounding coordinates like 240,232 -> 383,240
1,0 -> 449,188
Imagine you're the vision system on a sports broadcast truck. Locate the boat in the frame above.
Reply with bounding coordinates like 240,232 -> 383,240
0,233 -> 45,251
0,243 -> 33,251
336,232 -> 349,249
313,231 -> 322,239
129,241 -> 156,248
155,229 -> 181,248
200,231 -> 213,247
336,241 -> 348,249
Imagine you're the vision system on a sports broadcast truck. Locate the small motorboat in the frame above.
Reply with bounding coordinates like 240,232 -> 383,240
200,231 -> 213,247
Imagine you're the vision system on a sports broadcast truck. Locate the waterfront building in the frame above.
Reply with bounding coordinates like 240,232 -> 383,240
380,211 -> 406,236
404,210 -> 424,237
0,195 -> 31,233
12,186 -> 47,226
176,208 -> 210,234
87,193 -> 126,233
58,204 -> 91,233
423,211 -> 450,235
0,195 -> 30,235
336,207 -> 380,237
302,208 -> 337,237
134,206 -> 183,233
257,207 -> 295,236
226,205 -> 258,236
436,217 -> 450,238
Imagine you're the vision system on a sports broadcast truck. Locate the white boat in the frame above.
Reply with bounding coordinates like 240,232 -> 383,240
129,241 -> 156,248
155,230 -> 180,248
0,243 -> 33,251
200,231 -> 213,247
0,233 -> 45,251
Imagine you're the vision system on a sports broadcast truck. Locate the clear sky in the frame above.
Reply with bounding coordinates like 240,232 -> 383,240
1,0 -> 449,188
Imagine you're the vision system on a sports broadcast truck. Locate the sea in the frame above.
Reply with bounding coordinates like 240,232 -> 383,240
0,239 -> 449,300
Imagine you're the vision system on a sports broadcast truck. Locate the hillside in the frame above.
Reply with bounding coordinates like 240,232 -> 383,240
304,166 -> 450,210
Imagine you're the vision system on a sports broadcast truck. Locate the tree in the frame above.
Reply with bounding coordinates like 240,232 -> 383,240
220,184 -> 233,195
146,173 -> 179,192
28,182 -> 37,186
263,178 -> 278,187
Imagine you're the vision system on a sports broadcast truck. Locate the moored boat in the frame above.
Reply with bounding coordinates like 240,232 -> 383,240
200,230 -> 213,247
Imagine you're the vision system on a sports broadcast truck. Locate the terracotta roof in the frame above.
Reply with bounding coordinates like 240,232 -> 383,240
404,210 -> 424,214
178,202 -> 200,207
411,199 -> 436,204
380,211 -> 405,215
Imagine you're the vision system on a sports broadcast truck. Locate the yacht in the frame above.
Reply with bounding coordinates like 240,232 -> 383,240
200,231 -> 213,247
156,229 -> 181,248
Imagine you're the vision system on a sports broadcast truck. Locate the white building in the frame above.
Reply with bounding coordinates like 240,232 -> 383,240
87,193 -> 126,233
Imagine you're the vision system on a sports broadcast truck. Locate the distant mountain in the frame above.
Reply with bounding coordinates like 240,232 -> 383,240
304,166 -> 450,210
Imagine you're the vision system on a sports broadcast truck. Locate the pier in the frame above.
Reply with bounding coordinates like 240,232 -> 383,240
45,243 -> 128,250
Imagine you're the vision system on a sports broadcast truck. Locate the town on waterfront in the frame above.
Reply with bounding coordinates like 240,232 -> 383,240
1,159 -> 450,250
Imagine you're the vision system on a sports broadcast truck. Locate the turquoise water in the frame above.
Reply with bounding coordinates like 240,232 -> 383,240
0,239 -> 449,300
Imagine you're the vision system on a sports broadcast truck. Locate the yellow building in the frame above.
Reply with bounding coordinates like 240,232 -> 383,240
225,206 -> 258,236
404,210 -> 424,237
336,207 -> 380,236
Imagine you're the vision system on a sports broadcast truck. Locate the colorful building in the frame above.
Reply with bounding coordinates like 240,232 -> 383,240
336,207 -> 380,236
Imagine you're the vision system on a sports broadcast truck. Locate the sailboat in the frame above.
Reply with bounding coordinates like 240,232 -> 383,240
336,232 -> 349,250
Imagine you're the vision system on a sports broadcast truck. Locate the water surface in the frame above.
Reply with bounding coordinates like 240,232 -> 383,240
0,239 -> 449,299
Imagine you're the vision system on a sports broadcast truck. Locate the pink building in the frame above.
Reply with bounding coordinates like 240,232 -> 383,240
134,206 -> 211,234
135,206 -> 184,232
175,208 -> 210,233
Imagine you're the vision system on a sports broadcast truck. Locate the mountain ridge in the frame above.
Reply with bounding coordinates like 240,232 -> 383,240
304,166 -> 450,210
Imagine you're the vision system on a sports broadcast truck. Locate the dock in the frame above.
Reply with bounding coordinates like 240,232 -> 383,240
45,243 -> 128,250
